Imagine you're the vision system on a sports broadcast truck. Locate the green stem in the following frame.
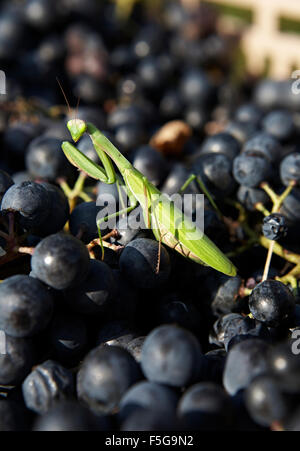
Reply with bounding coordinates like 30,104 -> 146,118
260,182 -> 278,204
273,180 -> 296,212
226,239 -> 257,258
255,202 -> 271,217
277,274 -> 298,295
191,175 -> 222,219
228,191 -> 300,285
58,172 -> 90,210
259,235 -> 300,266
73,172 -> 87,196
79,192 -> 93,202
59,179 -> 73,198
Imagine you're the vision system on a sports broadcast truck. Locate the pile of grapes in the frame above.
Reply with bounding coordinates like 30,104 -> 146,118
1,0 -> 300,432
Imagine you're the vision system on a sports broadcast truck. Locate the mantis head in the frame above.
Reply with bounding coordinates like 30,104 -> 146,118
67,119 -> 87,143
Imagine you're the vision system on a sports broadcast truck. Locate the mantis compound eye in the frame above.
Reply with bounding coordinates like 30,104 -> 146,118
67,119 -> 87,143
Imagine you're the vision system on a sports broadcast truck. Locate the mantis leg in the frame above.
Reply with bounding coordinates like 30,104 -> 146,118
116,177 -> 127,210
179,174 -> 222,218
61,141 -> 117,184
96,190 -> 138,259
143,177 -> 163,274
87,132 -> 116,184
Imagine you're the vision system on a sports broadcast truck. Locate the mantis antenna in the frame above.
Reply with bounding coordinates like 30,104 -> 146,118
56,77 -> 71,113
56,77 -> 81,122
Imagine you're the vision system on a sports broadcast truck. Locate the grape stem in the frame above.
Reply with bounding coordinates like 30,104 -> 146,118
229,180 -> 300,288
260,180 -> 296,282
262,240 -> 275,282
86,230 -> 121,259
58,172 -> 93,211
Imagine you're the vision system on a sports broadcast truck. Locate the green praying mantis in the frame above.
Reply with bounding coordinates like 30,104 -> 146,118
61,118 -> 237,277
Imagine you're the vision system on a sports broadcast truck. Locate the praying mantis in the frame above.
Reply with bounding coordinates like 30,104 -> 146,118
61,118 -> 237,277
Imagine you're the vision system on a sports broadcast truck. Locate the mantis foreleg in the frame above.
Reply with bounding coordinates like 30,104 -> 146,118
61,140 -> 116,184
179,173 -> 222,218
